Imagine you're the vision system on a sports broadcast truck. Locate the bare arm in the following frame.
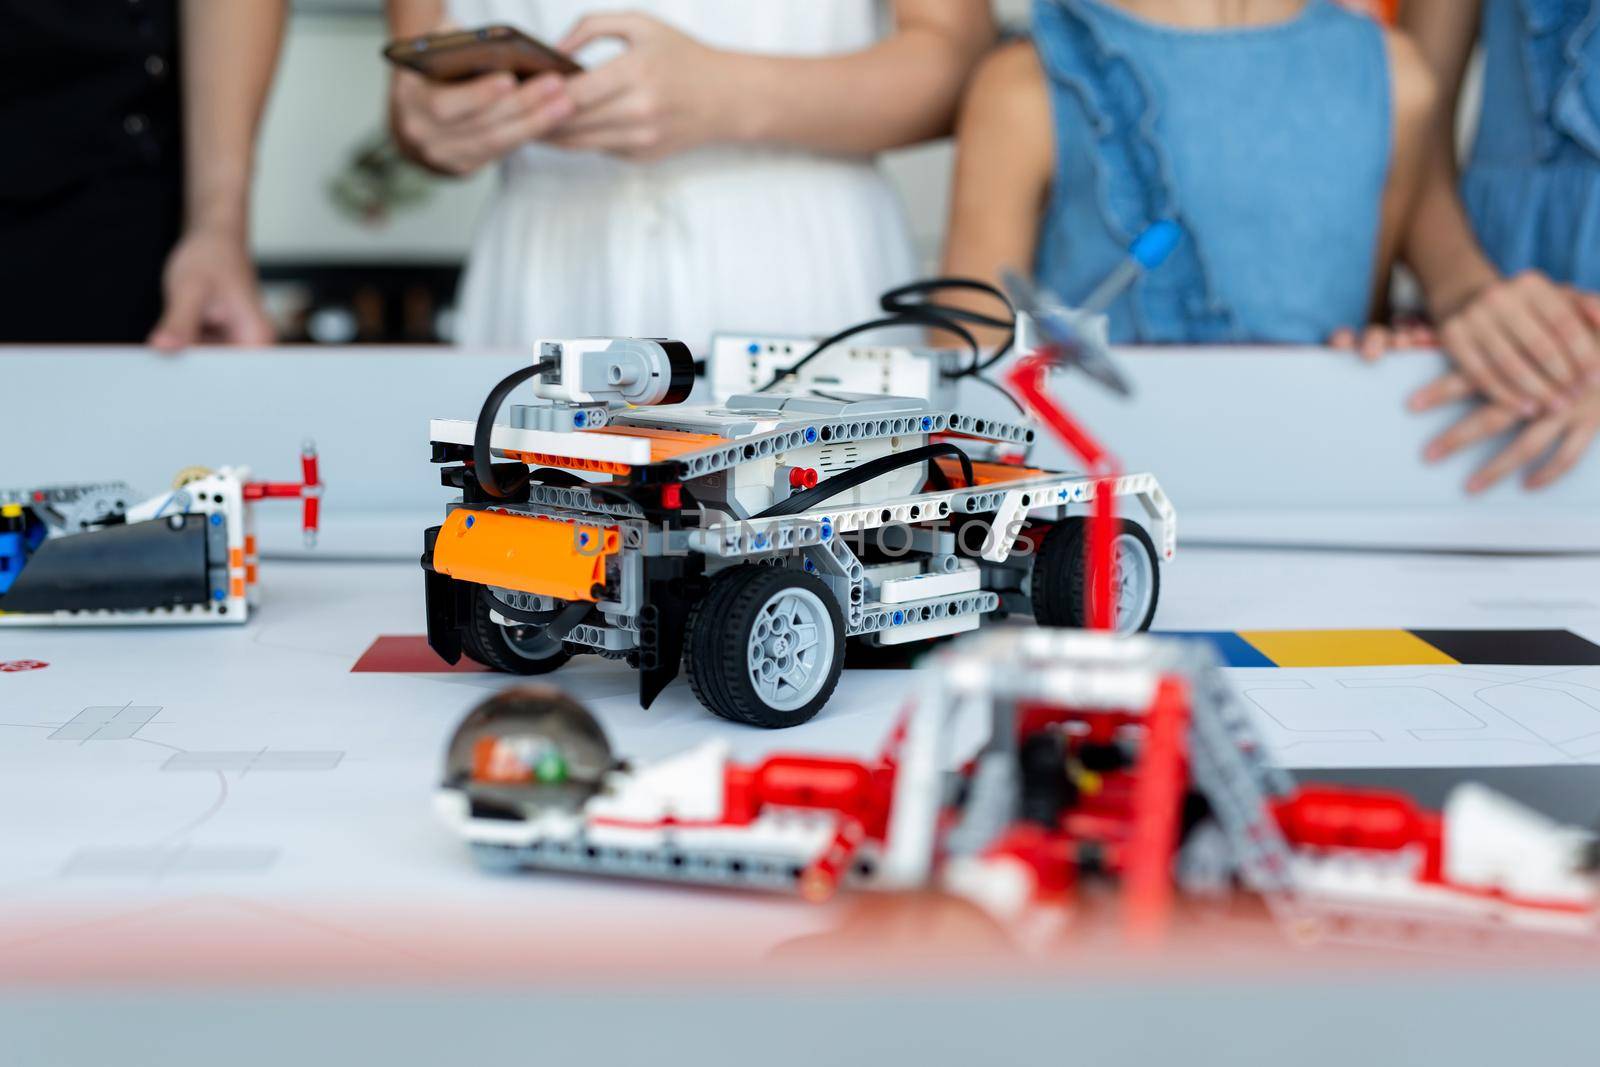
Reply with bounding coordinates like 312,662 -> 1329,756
150,0 -> 288,348
937,42 -> 1054,348
554,0 -> 997,159
1370,28 -> 1438,317
387,0 -> 443,37
1395,0 -> 1600,412
1397,0 -> 1494,317
725,0 -> 997,153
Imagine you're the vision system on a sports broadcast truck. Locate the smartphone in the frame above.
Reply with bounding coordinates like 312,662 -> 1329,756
383,25 -> 582,82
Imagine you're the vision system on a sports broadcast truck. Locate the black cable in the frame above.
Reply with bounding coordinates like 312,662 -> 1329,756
473,358 -> 557,499
968,371 -> 1028,416
879,276 -> 1018,377
493,597 -> 593,659
754,443 -> 975,519
756,309 -> 979,393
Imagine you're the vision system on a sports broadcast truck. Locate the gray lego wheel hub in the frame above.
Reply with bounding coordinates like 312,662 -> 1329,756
1111,532 -> 1155,636
747,588 -> 834,713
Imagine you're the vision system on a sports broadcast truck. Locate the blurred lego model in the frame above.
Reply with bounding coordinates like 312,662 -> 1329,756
0,445 -> 322,626
437,631 -> 1600,947
422,337 -> 1175,728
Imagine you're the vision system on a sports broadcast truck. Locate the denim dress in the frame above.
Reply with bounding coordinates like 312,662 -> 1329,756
1031,0 -> 1392,343
1464,0 -> 1600,288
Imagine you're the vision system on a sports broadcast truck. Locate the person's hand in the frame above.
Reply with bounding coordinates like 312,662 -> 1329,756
1413,371 -> 1600,492
1329,320 -> 1438,360
148,227 -> 274,351
549,13 -> 741,160
1428,272 -> 1600,418
390,68 -> 576,176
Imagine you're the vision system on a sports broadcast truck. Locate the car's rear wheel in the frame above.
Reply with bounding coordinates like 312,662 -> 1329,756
685,566 -> 844,728
459,584 -> 572,675
1030,518 -> 1160,634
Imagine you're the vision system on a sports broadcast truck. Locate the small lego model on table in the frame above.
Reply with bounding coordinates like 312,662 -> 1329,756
0,446 -> 322,626
436,631 -> 1600,948
421,334 -> 1175,727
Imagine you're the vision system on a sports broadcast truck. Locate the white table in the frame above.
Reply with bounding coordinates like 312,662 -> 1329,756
5,347 -> 1600,1063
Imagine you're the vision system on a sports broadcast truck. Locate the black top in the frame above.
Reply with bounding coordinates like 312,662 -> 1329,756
0,0 -> 184,201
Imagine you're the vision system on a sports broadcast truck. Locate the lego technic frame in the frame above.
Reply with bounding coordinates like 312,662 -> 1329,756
420,337 -> 1175,729
0,447 -> 321,627
438,630 -> 1600,949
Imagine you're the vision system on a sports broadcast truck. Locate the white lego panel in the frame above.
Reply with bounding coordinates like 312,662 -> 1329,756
709,334 -> 963,407
586,741 -> 732,824
429,419 -> 654,466
1443,785 -> 1597,904
873,613 -> 981,647
878,564 -> 981,605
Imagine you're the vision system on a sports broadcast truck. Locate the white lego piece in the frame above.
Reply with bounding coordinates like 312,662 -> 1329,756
429,419 -> 654,466
873,613 -> 980,647
941,854 -> 1038,922
709,333 -> 966,407
876,674 -> 971,888
877,564 -> 980,605
1443,784 -> 1599,906
585,741 -> 732,825
981,488 -> 1031,563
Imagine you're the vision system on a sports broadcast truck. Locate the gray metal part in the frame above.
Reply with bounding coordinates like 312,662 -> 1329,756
469,838 -> 819,895
611,406 -> 759,438
619,407 -> 1034,483
521,484 -> 644,520
3,482 -> 141,532
564,624 -> 637,652
509,403 -> 611,433
1153,642 -> 1298,900
854,590 -> 999,640
206,514 -> 229,599
943,752 -> 1020,858
489,587 -> 560,614
801,536 -> 865,627
723,392 -> 933,416
682,473 -> 1156,556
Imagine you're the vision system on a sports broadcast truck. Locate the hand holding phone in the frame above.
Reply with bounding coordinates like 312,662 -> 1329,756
384,25 -> 582,82
387,31 -> 579,177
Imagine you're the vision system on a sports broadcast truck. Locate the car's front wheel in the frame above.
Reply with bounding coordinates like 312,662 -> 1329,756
458,584 -> 573,676
685,566 -> 845,728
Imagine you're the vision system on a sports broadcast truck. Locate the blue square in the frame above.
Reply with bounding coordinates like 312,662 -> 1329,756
1155,631 -> 1276,668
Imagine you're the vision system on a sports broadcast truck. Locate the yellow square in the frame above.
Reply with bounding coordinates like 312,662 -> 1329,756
1238,629 -> 1459,668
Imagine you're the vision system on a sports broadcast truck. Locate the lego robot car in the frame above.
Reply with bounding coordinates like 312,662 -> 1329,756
422,338 -> 1176,728
436,631 -> 1600,945
0,448 -> 321,626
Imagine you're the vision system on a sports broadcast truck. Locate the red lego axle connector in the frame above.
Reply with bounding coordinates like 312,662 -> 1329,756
243,441 -> 324,547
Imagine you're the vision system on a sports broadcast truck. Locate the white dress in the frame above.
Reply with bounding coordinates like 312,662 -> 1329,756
446,0 -> 920,352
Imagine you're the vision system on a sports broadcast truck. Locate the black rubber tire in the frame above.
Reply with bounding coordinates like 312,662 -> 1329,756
684,565 -> 845,729
458,583 -> 573,676
1030,518 -> 1160,633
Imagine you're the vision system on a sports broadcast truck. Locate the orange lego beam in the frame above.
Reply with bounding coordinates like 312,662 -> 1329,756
432,509 -> 619,603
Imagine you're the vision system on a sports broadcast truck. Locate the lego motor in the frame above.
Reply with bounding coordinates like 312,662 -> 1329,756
530,338 -> 696,409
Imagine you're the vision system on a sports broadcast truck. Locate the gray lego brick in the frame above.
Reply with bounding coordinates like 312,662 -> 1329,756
470,839 -> 824,894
